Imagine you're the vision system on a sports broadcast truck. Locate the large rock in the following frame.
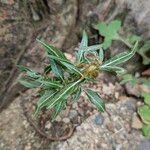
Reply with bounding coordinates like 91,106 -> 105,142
0,0 -> 78,110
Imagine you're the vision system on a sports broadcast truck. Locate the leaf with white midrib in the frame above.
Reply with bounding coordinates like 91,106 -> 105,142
50,59 -> 64,80
18,79 -> 41,88
101,41 -> 138,67
85,89 -> 105,112
84,44 -> 102,52
37,79 -> 62,88
36,39 -> 67,59
78,31 -> 88,61
51,99 -> 66,121
100,66 -> 126,74
47,79 -> 82,109
37,90 -> 57,107
48,55 -> 83,76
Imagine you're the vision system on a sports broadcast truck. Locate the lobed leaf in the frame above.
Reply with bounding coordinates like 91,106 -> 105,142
142,92 -> 150,106
138,105 -> 150,124
142,124 -> 150,137
120,74 -> 138,86
95,20 -> 121,49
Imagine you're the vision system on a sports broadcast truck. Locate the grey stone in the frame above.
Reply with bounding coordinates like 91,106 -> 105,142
123,98 -> 137,112
94,114 -> 104,126
69,110 -> 78,119
137,139 -> 150,150
62,118 -> 70,124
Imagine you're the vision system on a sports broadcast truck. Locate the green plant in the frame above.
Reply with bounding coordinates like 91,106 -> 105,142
138,92 -> 150,137
120,73 -> 150,87
94,20 -> 150,65
18,30 -> 138,121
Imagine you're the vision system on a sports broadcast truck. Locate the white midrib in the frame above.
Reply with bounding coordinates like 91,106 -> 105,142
49,55 -> 83,76
37,39 -> 59,57
87,92 -> 105,112
101,41 -> 138,68
47,79 -> 82,109
101,51 -> 134,67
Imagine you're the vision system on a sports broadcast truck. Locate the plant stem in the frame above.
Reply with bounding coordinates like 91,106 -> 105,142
118,36 -> 133,48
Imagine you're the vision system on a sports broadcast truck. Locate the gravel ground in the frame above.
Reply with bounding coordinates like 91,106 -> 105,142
0,79 -> 149,150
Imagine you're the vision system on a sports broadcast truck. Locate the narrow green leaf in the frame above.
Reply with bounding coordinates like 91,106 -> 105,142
100,66 -> 126,75
18,65 -> 41,79
36,39 -> 67,59
51,99 -> 67,121
46,79 -> 82,110
99,48 -> 104,62
72,86 -> 82,102
35,90 -> 57,115
37,90 -> 56,107
44,65 -> 51,74
84,44 -> 102,52
85,89 -> 105,112
78,30 -> 88,62
17,65 -> 31,72
18,78 -> 41,88
50,59 -> 64,80
95,20 -> 121,49
79,30 -> 88,49
48,55 -> 83,76
101,41 -> 138,67
37,78 -> 62,88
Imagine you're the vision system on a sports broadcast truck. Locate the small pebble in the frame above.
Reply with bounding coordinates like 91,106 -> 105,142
69,110 -> 78,119
55,116 -> 61,122
94,114 -> 104,126
63,118 -> 70,123
78,108 -> 84,116
72,103 -> 78,109
131,114 -> 142,129
45,121 -> 51,129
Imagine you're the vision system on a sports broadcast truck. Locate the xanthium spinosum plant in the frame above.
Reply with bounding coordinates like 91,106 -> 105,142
18,27 -> 138,121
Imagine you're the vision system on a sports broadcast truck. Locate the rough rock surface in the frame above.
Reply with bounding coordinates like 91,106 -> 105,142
0,91 -> 146,150
53,98 -> 144,150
